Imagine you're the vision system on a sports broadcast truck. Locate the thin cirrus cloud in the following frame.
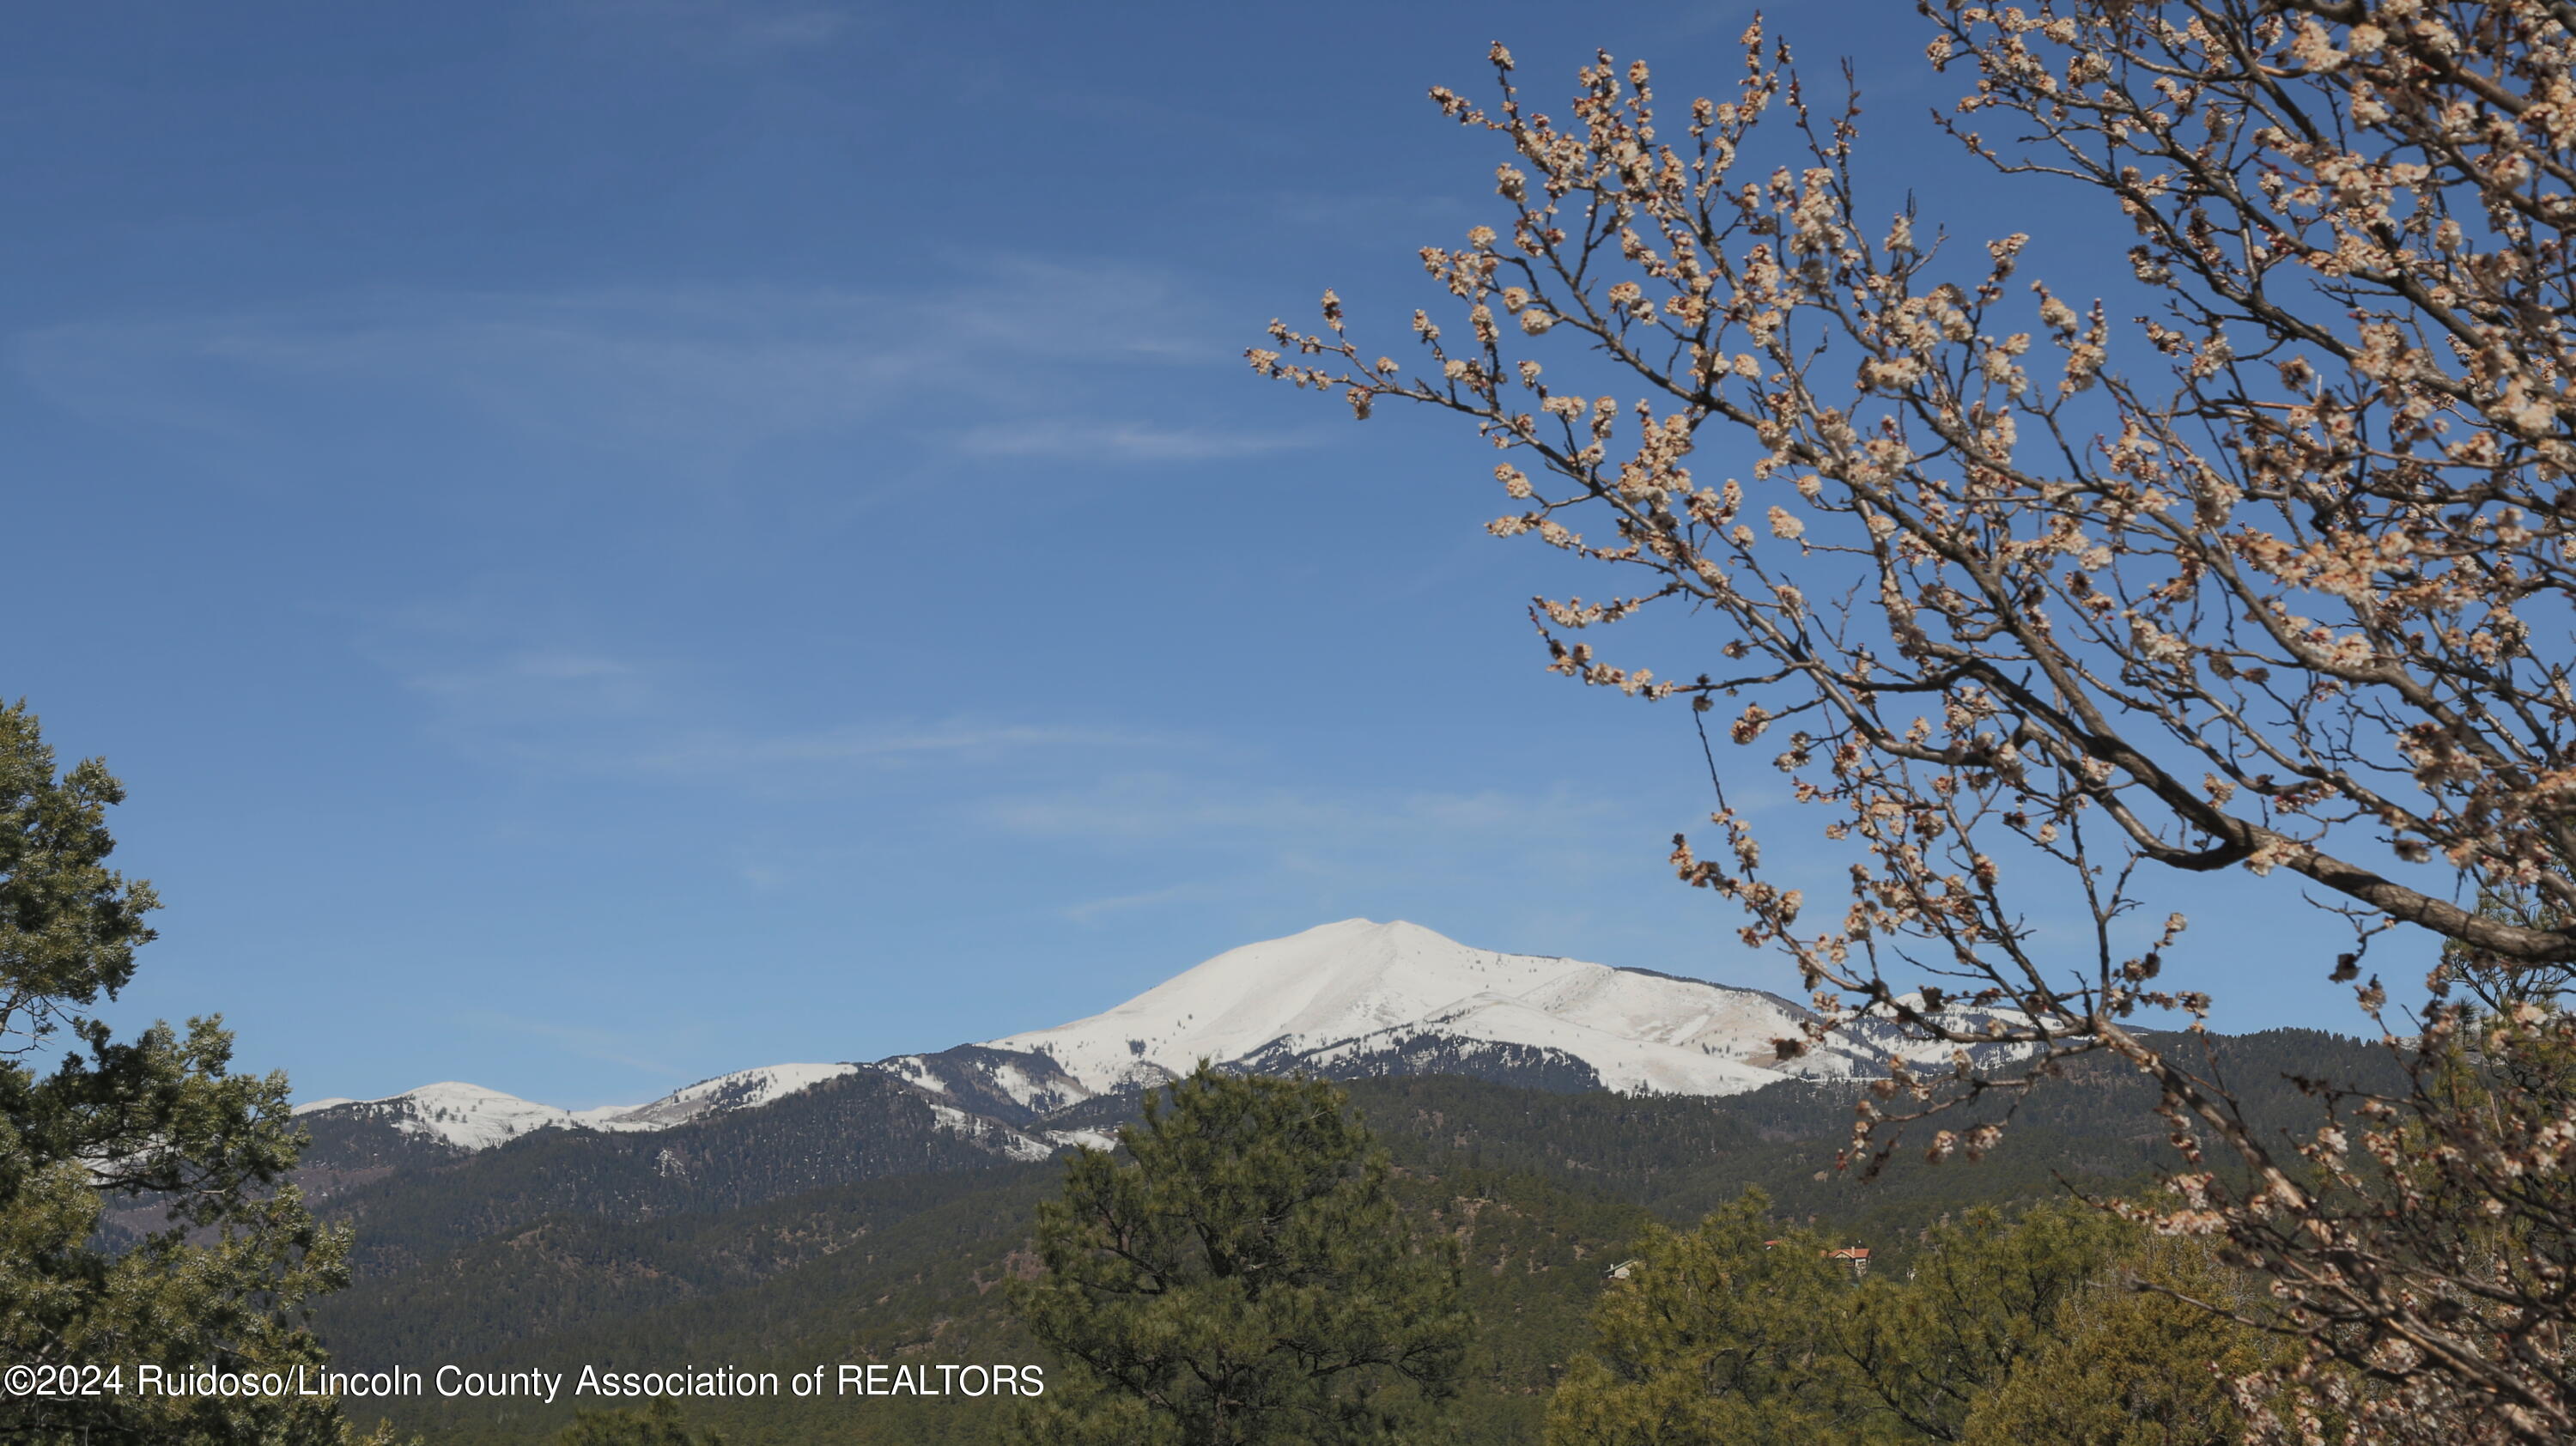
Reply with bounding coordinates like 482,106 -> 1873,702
554,0 -> 856,58
16,290 -> 914,457
1060,881 -> 1218,925
455,1009 -> 696,1091
376,621 -> 1179,787
615,721 -> 1181,778
9,264 -> 1284,477
425,684 -> 1175,787
435,709 -> 1183,793
401,649 -> 659,727
994,772 -> 1675,937
983,770 -> 1631,854
956,420 -> 1315,462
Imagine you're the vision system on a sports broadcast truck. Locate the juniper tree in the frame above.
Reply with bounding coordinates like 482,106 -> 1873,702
1549,1192 -> 2287,1445
1543,1189 -> 1870,1446
0,702 -> 358,1445
1008,1065 -> 1467,1446
1959,1234 -> 2275,1446
1838,1200 -> 2134,1441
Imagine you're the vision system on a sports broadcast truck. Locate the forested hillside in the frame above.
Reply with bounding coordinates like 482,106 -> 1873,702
312,1070 -> 1042,1277
308,1029 -> 2391,1443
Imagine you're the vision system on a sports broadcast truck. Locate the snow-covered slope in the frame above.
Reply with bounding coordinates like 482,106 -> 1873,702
606,1062 -> 860,1127
295,1065 -> 862,1151
874,1045 -> 1091,1126
297,920 -> 2025,1158
290,1081 -> 657,1151
979,919 -> 1822,1099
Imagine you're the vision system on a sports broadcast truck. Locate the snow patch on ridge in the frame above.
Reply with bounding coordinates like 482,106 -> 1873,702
294,1064 -> 862,1151
606,1062 -> 860,1128
878,1055 -> 950,1094
867,1045 -> 1094,1124
927,1103 -> 1054,1163
295,1082 -> 659,1151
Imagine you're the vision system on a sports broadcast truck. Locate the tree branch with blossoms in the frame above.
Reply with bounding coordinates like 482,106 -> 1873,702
1253,5 -> 2576,1439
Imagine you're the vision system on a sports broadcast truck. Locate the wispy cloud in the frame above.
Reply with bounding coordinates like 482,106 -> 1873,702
10,264 -> 1276,481
411,684 -> 1174,787
458,1010 -> 693,1086
619,721 -> 1176,776
978,770 -> 1705,969
402,648 -> 659,726
957,420 -> 1315,462
360,586 -> 1191,791
552,0 -> 858,59
982,770 -> 1632,860
1061,881 -> 1214,924
16,289 -> 915,470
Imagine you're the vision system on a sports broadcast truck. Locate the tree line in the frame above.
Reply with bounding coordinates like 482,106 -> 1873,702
996,1066 -> 2311,1446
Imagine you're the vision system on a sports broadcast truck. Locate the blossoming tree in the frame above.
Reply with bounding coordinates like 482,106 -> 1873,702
1254,4 -> 2576,1438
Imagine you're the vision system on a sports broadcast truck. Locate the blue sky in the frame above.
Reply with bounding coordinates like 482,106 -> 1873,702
9,0 -> 2397,1108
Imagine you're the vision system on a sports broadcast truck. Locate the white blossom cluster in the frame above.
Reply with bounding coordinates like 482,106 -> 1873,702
1253,6 -> 2576,1439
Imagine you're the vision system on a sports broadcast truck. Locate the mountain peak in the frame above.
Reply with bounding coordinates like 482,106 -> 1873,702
976,920 -> 1806,1097
289,920 -> 2038,1160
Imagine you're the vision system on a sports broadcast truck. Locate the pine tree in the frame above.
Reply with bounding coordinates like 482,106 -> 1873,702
1008,1064 -> 1467,1446
0,702 -> 356,1444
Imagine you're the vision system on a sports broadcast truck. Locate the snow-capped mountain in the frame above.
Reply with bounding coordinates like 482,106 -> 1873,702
295,919 -> 2017,1158
289,1082 -> 647,1151
294,1064 -> 860,1151
975,919 -> 1826,1100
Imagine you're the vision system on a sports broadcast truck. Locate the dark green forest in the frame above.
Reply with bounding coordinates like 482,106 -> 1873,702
298,1030 -> 2394,1443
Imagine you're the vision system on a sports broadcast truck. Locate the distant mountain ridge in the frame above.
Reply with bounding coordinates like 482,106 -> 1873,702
294,919 -> 2024,1159
292,1064 -> 863,1151
272,923 -> 2391,1443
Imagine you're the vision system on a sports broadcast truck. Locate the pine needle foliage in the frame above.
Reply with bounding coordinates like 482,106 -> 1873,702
1009,1065 -> 1469,1446
1543,1189 -> 1867,1446
0,702 -> 358,1445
